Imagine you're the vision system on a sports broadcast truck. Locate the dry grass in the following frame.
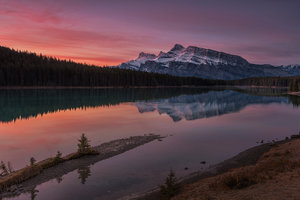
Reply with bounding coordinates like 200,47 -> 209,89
202,143 -> 298,192
0,135 -> 160,194
173,138 -> 300,200
0,165 -> 42,192
64,149 -> 98,160
216,155 -> 299,190
0,148 -> 98,193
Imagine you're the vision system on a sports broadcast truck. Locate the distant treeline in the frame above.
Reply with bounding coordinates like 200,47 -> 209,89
0,46 -> 299,91
228,76 -> 300,92
0,46 -> 223,87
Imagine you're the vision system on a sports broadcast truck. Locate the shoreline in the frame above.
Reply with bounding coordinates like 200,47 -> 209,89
0,85 -> 290,90
288,91 -> 300,96
0,86 -> 214,90
2,132 -> 300,199
127,137 -> 295,200
172,135 -> 300,200
0,134 -> 162,198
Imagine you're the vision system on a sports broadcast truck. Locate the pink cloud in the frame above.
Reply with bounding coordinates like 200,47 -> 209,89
0,0 -> 299,65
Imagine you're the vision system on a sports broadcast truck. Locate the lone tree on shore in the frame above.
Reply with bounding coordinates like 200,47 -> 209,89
289,78 -> 300,92
7,161 -> 14,173
160,170 -> 181,199
0,161 -> 9,176
56,151 -> 62,159
54,151 -> 63,162
77,133 -> 91,154
30,157 -> 36,166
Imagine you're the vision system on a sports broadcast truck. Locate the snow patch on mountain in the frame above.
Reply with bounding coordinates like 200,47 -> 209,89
116,44 -> 300,80
122,44 -> 248,70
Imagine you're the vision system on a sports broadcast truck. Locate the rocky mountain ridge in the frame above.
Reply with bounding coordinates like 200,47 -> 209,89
116,44 -> 300,80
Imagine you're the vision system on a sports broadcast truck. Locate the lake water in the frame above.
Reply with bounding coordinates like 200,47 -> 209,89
0,88 -> 299,199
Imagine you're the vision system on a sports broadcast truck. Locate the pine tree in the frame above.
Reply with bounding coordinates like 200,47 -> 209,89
30,157 -> 36,166
288,78 -> 300,92
0,161 -> 9,176
296,79 -> 300,91
54,151 -> 62,162
160,170 -> 181,199
77,133 -> 91,154
7,161 -> 14,173
56,151 -> 62,159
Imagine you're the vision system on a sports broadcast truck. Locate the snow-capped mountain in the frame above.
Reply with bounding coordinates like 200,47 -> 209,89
278,64 -> 300,76
116,44 -> 300,80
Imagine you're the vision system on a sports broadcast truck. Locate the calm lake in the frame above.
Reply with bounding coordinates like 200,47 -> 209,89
0,88 -> 299,199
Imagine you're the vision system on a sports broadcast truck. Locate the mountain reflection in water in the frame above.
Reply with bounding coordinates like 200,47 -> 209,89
136,90 -> 289,121
0,87 -> 297,123
0,87 -> 299,200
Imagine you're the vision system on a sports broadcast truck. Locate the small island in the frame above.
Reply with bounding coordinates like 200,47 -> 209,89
0,134 -> 162,197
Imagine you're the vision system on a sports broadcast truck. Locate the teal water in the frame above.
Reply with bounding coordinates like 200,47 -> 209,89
0,88 -> 299,199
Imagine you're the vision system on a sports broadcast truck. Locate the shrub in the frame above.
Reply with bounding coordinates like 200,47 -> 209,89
222,173 -> 256,189
7,162 -> 14,174
56,151 -> 62,159
160,170 -> 181,199
0,161 -> 9,176
53,151 -> 63,163
30,157 -> 36,166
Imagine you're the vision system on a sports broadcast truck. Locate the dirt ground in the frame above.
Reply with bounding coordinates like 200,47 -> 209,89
173,138 -> 300,200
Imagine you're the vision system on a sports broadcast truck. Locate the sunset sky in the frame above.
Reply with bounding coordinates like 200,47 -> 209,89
0,0 -> 299,66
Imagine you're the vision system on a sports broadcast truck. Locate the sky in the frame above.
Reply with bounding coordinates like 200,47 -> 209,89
0,0 -> 300,66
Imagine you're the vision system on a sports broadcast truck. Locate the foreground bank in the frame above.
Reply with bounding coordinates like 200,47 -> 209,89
0,134 -> 162,199
172,135 -> 300,200
128,133 -> 300,200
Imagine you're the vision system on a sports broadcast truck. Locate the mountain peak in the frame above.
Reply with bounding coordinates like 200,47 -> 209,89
158,51 -> 166,57
185,45 -> 201,53
170,44 -> 184,52
117,44 -> 300,80
138,52 -> 156,59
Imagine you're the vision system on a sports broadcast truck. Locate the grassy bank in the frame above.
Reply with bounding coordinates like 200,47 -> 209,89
172,133 -> 300,200
129,132 -> 300,200
0,134 -> 161,195
0,152 -> 96,193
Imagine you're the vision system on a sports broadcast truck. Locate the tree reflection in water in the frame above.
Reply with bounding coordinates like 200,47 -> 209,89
77,166 -> 91,184
30,187 -> 39,200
